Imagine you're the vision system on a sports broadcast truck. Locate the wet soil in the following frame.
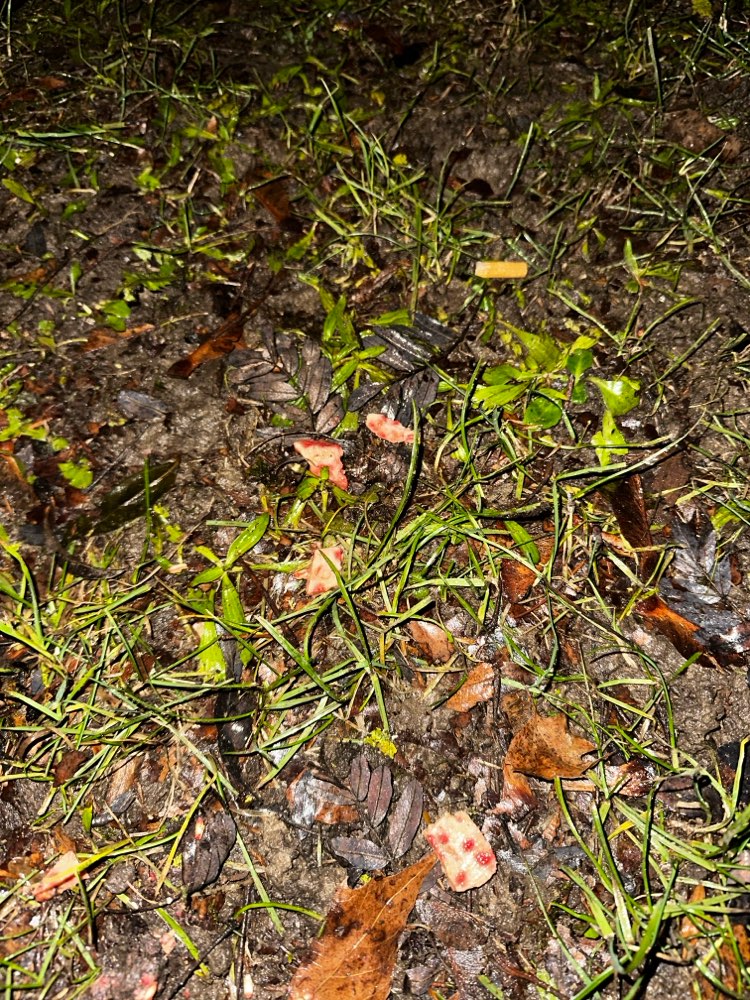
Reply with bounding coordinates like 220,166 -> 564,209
3,1 -> 750,998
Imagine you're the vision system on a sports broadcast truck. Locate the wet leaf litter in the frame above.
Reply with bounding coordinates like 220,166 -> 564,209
3,1 -> 750,999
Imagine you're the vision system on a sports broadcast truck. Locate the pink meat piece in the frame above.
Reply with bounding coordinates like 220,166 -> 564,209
293,439 -> 348,490
294,545 -> 344,596
365,413 -> 415,445
423,811 -> 496,891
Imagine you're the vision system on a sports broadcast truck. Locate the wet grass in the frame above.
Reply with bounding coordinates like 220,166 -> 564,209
3,0 -> 750,996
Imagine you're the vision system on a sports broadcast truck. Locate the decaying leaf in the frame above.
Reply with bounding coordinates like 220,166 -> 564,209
294,440 -> 349,490
605,476 -> 750,667
680,884 -> 750,997
287,770 -> 359,827
423,811 -> 496,892
30,851 -> 81,901
387,778 -> 424,859
329,836 -> 390,871
181,800 -> 237,895
407,620 -> 454,663
366,413 -> 415,444
445,661 -> 494,713
289,852 -> 436,1000
367,765 -> 393,827
498,712 -> 596,815
349,754 -> 371,801
294,544 -> 345,596
168,309 -> 247,378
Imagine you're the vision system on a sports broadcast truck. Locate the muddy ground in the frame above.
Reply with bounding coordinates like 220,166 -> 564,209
2,1 -> 750,998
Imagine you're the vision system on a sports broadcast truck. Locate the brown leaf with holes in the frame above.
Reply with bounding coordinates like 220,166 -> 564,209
445,662 -> 494,713
497,712 -> 595,816
289,853 -> 436,1000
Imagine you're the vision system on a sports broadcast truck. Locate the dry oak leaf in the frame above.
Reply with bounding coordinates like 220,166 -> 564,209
498,712 -> 596,815
295,545 -> 344,596
294,439 -> 349,490
30,851 -> 82,901
365,413 -> 415,445
289,852 -> 436,1000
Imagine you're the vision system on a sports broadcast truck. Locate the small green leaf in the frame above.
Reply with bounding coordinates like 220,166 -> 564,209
474,382 -> 526,410
524,395 -> 562,429
195,619 -> 226,676
589,375 -> 640,416
514,329 -> 561,370
221,573 -> 245,627
482,363 -> 523,386
192,565 -> 224,586
592,409 -> 629,466
2,176 -> 36,204
505,520 -> 540,565
58,458 -> 93,489
566,348 -> 593,377
226,514 -> 270,567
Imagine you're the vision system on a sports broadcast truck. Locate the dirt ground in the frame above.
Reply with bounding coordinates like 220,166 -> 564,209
3,1 -> 750,998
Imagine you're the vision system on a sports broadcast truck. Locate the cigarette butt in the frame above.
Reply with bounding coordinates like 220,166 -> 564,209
475,260 -> 528,279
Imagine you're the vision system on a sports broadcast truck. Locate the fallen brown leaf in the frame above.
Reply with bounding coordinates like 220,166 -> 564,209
498,712 -> 595,815
445,662 -> 494,712
408,620 -> 454,664
289,853 -> 436,1000
168,310 -> 247,378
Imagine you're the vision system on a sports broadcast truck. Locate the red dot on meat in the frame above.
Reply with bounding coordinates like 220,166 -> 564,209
476,851 -> 494,866
462,839 -> 475,852
438,832 -> 449,845
455,871 -> 467,885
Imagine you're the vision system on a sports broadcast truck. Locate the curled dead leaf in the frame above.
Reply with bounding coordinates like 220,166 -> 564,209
497,712 -> 595,816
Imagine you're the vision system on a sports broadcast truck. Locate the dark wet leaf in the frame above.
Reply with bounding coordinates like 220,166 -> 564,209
329,836 -> 390,871
287,770 -> 359,826
251,175 -> 302,232
69,458 -> 179,537
359,313 -> 457,378
263,329 -> 300,378
348,378 -> 389,412
665,515 -> 731,605
387,777 -> 423,858
216,687 -> 259,786
181,801 -> 237,895
116,390 -> 170,421
298,339 -> 333,413
367,765 -> 393,826
314,395 -> 344,435
604,474 -> 657,580
168,309 -> 247,378
349,754 -> 371,801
